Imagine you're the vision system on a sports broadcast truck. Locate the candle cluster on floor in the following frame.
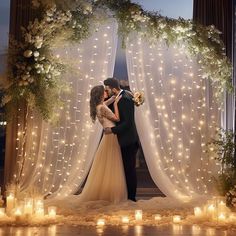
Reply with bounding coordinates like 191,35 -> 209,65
95,198 -> 236,227
0,190 -> 57,222
96,209 -> 185,227
193,197 -> 236,223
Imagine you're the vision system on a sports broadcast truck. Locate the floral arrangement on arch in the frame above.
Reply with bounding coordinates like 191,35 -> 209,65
1,0 -> 232,120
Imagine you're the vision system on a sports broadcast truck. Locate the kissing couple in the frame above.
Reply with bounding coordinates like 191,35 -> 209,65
78,77 -> 139,203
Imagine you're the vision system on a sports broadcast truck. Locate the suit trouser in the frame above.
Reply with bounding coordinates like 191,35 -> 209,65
121,143 -> 138,200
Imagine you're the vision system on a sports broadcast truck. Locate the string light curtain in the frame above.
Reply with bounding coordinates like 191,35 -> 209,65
15,20 -> 118,199
126,35 -> 221,201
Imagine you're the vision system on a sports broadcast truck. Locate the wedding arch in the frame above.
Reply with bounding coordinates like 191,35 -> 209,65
3,0 -> 232,202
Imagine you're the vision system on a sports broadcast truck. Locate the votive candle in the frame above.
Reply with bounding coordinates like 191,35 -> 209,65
135,210 -> 142,221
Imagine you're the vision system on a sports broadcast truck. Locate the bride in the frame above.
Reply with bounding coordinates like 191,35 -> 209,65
77,85 -> 127,203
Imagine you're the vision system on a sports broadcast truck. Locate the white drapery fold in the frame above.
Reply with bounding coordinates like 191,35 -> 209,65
16,20 -> 118,199
126,34 -> 221,201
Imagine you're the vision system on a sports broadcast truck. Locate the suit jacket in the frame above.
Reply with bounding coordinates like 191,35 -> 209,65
111,90 -> 138,147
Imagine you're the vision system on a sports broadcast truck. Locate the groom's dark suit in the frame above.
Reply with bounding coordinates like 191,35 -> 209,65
111,90 -> 139,201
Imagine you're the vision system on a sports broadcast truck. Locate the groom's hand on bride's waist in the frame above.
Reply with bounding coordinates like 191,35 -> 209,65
104,127 -> 112,134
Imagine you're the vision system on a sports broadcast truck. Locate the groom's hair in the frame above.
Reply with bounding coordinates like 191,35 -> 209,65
104,78 -> 120,89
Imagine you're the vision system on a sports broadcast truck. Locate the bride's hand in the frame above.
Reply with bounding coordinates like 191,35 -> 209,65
114,95 -> 122,104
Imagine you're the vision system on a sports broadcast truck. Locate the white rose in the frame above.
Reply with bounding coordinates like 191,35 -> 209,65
34,51 -> 40,57
35,41 -> 43,49
23,50 -> 33,58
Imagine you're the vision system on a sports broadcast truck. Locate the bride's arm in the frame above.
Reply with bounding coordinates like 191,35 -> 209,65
101,105 -> 119,122
104,95 -> 115,106
101,96 -> 121,122
113,98 -> 120,122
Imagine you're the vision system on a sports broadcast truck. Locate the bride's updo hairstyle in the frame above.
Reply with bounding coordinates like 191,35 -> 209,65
90,85 -> 104,123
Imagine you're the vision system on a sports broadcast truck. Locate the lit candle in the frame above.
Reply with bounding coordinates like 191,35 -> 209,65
135,210 -> 142,221
218,200 -> 227,213
35,206 -> 44,217
6,193 -> 15,215
154,214 -> 162,221
173,215 -> 181,223
194,207 -> 203,217
34,199 -> 44,217
24,198 -> 33,215
122,216 -> 130,224
207,204 -> 215,218
218,213 -> 226,222
14,208 -> 22,222
0,208 -> 5,217
97,219 -> 105,226
48,206 -> 57,219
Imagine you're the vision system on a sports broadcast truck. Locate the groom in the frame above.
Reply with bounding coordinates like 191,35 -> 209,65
104,78 -> 139,202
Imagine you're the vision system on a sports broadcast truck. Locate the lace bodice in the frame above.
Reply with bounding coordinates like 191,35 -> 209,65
96,104 -> 116,128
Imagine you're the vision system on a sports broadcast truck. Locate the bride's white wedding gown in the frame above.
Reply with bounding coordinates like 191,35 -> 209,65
78,104 -> 127,203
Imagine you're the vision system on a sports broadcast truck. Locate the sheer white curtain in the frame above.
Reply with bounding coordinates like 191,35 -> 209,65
16,20 -> 118,199
126,34 -> 221,202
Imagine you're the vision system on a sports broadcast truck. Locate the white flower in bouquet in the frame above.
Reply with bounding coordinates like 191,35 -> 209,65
133,91 -> 145,106
34,51 -> 40,57
35,40 -> 43,49
23,50 -> 33,58
82,2 -> 93,14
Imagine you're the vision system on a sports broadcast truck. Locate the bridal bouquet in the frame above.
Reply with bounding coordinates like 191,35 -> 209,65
133,91 -> 144,106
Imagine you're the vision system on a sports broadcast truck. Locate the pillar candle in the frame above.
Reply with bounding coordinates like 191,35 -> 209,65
135,210 -> 142,221
6,193 -> 15,215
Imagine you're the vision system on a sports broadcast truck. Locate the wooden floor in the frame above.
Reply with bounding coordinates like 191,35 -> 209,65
0,225 -> 235,236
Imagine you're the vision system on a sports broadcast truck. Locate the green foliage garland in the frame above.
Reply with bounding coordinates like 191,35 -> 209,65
2,0 -> 232,120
